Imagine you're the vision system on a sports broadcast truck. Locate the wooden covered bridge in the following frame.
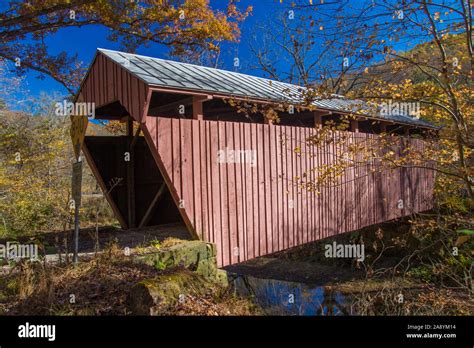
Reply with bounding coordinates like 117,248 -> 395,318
76,48 -> 436,266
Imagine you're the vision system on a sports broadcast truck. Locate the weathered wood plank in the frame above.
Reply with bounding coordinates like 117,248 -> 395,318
141,117 -> 435,267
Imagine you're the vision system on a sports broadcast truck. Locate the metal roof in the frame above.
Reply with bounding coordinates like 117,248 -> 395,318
97,48 -> 436,129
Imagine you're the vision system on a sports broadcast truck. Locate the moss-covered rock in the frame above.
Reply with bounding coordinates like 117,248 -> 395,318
128,269 -> 209,315
133,240 -> 225,283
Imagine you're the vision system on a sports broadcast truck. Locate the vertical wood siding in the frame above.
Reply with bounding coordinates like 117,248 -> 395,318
78,53 -> 148,122
146,117 -> 435,267
79,55 -> 436,267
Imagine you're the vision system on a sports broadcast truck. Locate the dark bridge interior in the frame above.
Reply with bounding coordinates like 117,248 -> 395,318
84,136 -> 183,228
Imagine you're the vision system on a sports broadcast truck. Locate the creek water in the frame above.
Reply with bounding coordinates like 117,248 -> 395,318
230,273 -> 354,315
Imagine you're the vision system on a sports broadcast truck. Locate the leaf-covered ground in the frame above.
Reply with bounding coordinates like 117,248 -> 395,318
0,244 -> 261,316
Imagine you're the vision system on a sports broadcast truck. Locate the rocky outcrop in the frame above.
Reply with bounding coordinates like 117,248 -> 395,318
128,241 -> 228,315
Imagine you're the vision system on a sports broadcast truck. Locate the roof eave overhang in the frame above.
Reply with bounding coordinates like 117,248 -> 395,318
75,49 -> 437,131
148,84 -> 438,131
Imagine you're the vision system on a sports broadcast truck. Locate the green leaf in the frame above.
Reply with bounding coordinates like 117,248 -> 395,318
456,229 -> 474,236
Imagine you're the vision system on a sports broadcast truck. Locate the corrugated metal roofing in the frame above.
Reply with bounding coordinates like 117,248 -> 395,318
97,48 -> 436,129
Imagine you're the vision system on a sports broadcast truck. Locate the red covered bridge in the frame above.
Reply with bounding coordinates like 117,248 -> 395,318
76,48 -> 436,266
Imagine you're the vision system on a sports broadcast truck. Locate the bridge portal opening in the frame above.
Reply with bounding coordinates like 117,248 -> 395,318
83,134 -> 186,230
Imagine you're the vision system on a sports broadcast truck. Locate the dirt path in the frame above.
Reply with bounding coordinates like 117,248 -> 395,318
0,223 -> 192,256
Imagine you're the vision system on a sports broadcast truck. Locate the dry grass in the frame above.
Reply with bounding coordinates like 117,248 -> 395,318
0,243 -> 260,316
157,285 -> 261,316
160,237 -> 185,248
350,285 -> 473,315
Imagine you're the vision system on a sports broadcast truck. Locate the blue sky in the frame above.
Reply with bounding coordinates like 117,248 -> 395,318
13,0 -> 271,103
5,0 -> 433,109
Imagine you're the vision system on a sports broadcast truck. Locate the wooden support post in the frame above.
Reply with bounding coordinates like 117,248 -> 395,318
192,96 -> 203,120
404,127 -> 410,136
126,116 -> 133,136
350,119 -> 359,133
131,125 -> 141,148
126,117 -> 136,228
138,182 -> 167,228
192,95 -> 212,120
314,112 -> 323,129
380,122 -> 387,133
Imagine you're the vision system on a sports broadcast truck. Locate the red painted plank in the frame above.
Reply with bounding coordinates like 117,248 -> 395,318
192,120 -> 202,238
219,122 -> 231,265
234,123 -> 245,262
312,127 -> 321,241
199,121 -> 209,243
275,125 -> 283,250
140,117 -> 436,266
226,121 -> 238,264
209,121 -> 222,264
308,127 -> 316,242
250,123 -> 259,258
297,126 -> 304,244
256,123 -> 267,254
301,127 -> 308,244
269,124 -> 278,252
263,124 -> 273,254
281,126 -> 289,250
328,131 -> 334,237
171,119 -> 182,199
243,123 -> 253,260
205,121 -> 213,243
240,122 -> 249,261
287,127 -> 298,247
